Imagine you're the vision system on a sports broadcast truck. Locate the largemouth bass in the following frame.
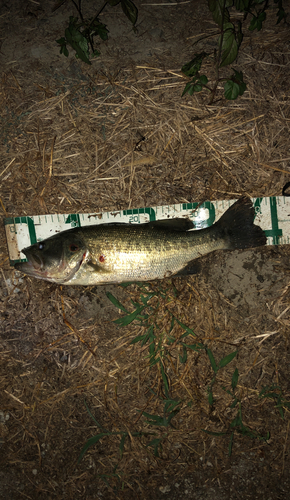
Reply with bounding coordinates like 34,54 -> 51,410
14,197 -> 266,285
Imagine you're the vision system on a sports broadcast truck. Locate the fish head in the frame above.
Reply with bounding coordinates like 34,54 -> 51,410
15,232 -> 88,284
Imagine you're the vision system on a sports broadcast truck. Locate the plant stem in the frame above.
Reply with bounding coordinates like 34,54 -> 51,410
88,1 -> 108,28
86,1 -> 108,53
209,0 -> 227,105
71,0 -> 84,20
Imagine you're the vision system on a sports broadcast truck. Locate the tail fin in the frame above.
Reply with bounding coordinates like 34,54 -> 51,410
215,197 -> 266,250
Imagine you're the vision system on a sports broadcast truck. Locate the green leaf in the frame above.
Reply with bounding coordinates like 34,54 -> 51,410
192,84 -> 202,92
168,315 -> 175,333
208,0 -> 230,28
237,425 -> 256,438
230,406 -> 243,428
258,384 -> 290,419
56,37 -> 66,45
228,431 -> 234,456
249,11 -> 266,31
230,397 -> 239,409
207,348 -> 218,374
106,292 -> 128,313
131,333 -> 149,344
160,363 -> 169,396
84,400 -> 104,429
142,411 -> 167,426
78,37 -> 89,56
276,7 -> 287,24
60,44 -> 69,57
90,21 -> 109,41
208,389 -> 214,405
183,72 -> 209,96
149,356 -> 161,367
220,24 -> 238,67
179,345 -> 187,363
166,410 -> 179,426
65,25 -> 91,64
232,368 -> 239,391
78,432 -> 109,462
199,74 -> 209,85
234,0 -> 250,10
56,37 -> 69,57
222,387 -> 233,396
202,429 -> 227,436
182,80 -> 195,96
259,385 -> 280,399
224,70 -> 247,100
277,404 -> 284,419
121,0 -> 138,26
140,292 -> 155,305
232,69 -> 244,82
236,20 -> 243,47
107,0 -> 121,5
175,319 -> 196,337
232,70 -> 246,94
119,433 -> 127,458
114,304 -> 145,325
181,52 -> 208,77
147,437 -> 162,457
142,404 -> 178,427
164,398 -> 181,414
218,351 -> 238,369
133,334 -> 146,344
182,342 -> 204,351
224,80 -> 240,100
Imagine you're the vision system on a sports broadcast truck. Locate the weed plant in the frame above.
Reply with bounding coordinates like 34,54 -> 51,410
181,0 -> 288,102
54,0 -> 138,64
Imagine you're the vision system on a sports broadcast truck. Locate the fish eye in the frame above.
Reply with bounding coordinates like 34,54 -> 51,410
69,243 -> 79,252
38,242 -> 45,251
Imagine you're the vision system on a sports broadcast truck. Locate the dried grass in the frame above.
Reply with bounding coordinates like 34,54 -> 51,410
1,5 -> 290,498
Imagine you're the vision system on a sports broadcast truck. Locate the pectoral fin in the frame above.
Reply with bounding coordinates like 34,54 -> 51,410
86,260 -> 112,274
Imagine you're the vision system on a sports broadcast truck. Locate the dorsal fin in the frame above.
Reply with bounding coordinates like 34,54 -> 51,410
147,218 -> 194,231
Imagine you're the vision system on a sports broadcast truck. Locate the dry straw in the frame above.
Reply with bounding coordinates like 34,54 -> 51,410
1,7 -> 290,497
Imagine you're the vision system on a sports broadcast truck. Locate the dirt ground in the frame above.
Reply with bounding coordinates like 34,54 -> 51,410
1,0 -> 290,499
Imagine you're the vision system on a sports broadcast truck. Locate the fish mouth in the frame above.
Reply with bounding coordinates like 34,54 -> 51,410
15,250 -> 46,277
28,252 -> 44,270
14,257 -> 56,282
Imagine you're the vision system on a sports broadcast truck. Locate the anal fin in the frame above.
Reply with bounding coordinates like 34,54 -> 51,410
173,260 -> 201,277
